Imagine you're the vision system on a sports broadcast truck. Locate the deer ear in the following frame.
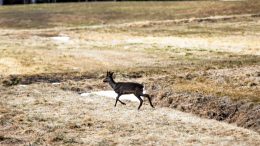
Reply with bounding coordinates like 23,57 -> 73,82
111,72 -> 114,75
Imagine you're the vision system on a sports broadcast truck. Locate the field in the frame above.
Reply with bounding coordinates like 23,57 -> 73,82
0,0 -> 260,145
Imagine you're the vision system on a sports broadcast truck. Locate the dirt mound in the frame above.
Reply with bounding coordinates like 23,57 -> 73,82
1,72 -> 100,86
116,14 -> 260,28
147,82 -> 260,133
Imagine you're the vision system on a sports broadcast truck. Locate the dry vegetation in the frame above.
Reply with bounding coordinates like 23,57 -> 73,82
1,84 -> 260,145
0,0 -> 259,29
0,0 -> 260,145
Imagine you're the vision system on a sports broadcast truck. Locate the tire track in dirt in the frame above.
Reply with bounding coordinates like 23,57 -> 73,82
0,13 -> 259,32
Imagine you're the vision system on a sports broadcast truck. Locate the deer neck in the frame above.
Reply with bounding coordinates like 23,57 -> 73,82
108,77 -> 117,89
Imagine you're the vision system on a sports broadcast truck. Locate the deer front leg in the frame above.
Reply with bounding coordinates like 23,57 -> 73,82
114,94 -> 122,107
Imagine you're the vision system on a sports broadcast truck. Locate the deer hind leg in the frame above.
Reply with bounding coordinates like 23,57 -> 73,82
118,99 -> 126,105
135,94 -> 143,110
142,94 -> 155,108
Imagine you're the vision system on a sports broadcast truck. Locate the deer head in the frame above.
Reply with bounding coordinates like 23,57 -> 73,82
103,71 -> 114,83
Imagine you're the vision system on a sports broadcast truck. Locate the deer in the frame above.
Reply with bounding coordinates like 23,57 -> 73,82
103,71 -> 154,110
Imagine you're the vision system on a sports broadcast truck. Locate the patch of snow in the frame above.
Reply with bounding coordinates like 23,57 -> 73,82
51,36 -> 70,43
52,83 -> 61,85
81,90 -> 143,102
126,38 -> 143,44
111,40 -> 121,45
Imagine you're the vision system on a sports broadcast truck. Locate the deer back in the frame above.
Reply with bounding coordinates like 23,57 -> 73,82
114,82 -> 144,94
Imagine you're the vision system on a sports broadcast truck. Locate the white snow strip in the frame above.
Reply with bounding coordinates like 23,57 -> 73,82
81,90 -> 143,102
52,83 -> 61,85
51,36 -> 70,43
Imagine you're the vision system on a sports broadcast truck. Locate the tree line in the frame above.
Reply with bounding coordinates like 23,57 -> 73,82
2,0 -> 184,5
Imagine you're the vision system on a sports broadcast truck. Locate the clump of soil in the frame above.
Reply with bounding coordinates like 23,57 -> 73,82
2,75 -> 21,87
0,135 -> 24,145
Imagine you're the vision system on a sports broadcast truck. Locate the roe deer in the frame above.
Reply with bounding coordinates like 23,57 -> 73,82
103,71 -> 154,110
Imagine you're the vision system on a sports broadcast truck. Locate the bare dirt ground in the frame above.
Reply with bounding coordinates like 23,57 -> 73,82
0,14 -> 259,75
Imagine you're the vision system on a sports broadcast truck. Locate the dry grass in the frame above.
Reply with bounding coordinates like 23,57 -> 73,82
0,14 -> 259,102
0,1 -> 260,144
0,1 -> 259,29
1,84 -> 260,145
